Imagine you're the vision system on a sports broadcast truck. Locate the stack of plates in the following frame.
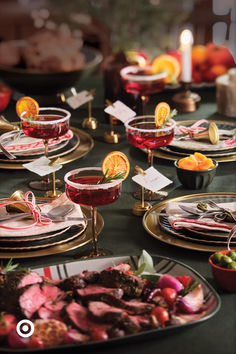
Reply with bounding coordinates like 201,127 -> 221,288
143,193 -> 236,252
0,126 -> 94,169
153,120 -> 236,163
0,204 -> 104,258
2,130 -> 74,157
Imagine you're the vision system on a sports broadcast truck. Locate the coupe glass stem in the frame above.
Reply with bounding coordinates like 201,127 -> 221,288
43,139 -> 50,184
91,206 -> 98,256
43,139 -> 49,158
148,149 -> 154,167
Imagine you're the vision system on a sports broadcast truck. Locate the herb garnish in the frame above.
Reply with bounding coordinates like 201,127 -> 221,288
161,108 -> 178,128
97,169 -> 125,184
3,258 -> 19,274
180,279 -> 199,296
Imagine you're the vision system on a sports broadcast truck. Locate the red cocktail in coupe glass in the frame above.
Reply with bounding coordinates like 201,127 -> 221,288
20,107 -> 71,191
120,65 -> 167,114
125,115 -> 176,199
65,167 -> 122,258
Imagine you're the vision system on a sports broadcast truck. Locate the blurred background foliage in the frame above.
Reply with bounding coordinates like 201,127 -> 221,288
46,0 -> 199,57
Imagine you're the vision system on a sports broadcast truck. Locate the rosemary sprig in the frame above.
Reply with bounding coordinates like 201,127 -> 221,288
180,279 -> 198,297
3,258 -> 19,273
97,169 -> 125,184
161,108 -> 178,128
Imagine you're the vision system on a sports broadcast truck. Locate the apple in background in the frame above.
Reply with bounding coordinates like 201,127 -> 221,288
0,84 -> 12,112
206,43 -> 235,68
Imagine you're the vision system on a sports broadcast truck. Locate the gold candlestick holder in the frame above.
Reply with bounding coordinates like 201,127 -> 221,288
45,158 -> 63,198
82,89 -> 98,130
172,81 -> 201,112
104,100 -> 120,144
132,166 -> 151,216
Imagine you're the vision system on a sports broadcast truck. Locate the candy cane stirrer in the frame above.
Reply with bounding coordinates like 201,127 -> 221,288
0,191 -> 52,230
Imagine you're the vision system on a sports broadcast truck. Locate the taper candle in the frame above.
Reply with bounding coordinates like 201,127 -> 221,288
180,29 -> 193,83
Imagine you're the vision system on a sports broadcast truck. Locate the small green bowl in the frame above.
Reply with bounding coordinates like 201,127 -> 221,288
174,159 -> 218,189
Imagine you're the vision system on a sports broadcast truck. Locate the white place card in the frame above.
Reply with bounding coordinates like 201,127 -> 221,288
66,90 -> 94,109
104,100 -> 136,123
132,166 -> 172,193
23,156 -> 62,177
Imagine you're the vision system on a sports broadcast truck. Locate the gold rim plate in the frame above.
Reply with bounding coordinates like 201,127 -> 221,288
0,127 -> 94,169
143,192 -> 236,252
0,205 -> 104,258
145,120 -> 236,163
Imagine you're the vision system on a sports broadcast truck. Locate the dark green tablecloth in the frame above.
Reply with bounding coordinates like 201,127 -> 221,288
0,77 -> 236,354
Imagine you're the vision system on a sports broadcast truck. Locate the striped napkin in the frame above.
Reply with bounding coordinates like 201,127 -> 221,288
165,201 -> 236,232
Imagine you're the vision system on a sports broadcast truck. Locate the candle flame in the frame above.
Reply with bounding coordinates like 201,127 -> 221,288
180,30 -> 193,45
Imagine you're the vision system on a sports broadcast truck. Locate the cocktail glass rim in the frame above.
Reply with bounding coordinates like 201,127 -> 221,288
120,65 -> 167,82
20,107 -> 71,125
64,167 -> 123,191
124,115 -> 176,133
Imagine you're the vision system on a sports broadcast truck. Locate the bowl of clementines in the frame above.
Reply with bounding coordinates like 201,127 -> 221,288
174,152 -> 218,189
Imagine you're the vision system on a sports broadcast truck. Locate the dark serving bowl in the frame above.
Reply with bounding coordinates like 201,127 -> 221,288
0,46 -> 102,95
174,159 -> 218,189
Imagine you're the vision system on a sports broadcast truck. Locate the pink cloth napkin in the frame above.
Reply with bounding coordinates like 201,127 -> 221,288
0,193 -> 85,237
165,201 -> 236,233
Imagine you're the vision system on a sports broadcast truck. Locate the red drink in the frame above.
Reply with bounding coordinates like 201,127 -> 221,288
21,115 -> 69,140
120,65 -> 166,96
65,175 -> 121,207
126,122 -> 174,149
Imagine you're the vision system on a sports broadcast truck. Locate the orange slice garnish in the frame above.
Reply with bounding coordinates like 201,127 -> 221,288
151,54 -> 181,83
102,151 -> 130,180
155,102 -> 170,128
16,96 -> 39,118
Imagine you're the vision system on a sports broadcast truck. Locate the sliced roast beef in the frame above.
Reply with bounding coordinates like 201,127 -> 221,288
41,284 -> 63,301
38,306 -> 62,321
65,302 -> 90,333
44,300 -> 66,312
125,314 -> 159,330
17,271 -> 43,289
65,302 -> 111,333
82,271 -> 100,284
88,301 -> 124,323
99,269 -> 144,298
4,270 -> 42,291
95,293 -> 154,315
19,284 -> 46,318
57,275 -> 86,291
77,285 -> 124,301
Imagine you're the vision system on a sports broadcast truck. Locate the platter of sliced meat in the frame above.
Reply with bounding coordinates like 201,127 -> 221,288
0,253 -> 221,351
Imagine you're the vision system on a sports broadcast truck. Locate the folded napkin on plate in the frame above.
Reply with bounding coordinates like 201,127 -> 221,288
165,201 -> 236,232
0,193 -> 86,237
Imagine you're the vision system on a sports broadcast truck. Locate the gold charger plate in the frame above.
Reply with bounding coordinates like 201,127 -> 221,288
143,192 -> 236,252
0,127 -> 94,169
150,120 -> 236,163
0,205 -> 104,258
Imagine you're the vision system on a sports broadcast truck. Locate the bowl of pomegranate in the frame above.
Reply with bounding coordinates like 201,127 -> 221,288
174,152 -> 218,189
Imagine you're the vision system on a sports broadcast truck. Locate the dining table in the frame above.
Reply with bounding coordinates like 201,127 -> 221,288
0,74 -> 235,354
